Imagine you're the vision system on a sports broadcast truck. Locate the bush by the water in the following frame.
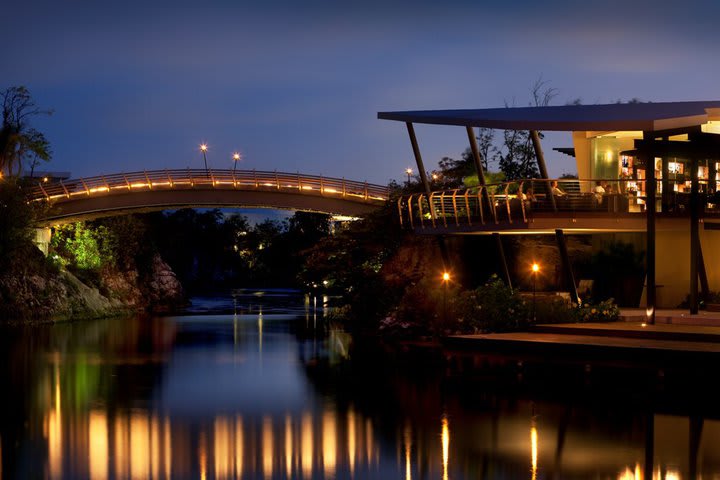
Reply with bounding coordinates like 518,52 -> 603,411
376,274 -> 620,339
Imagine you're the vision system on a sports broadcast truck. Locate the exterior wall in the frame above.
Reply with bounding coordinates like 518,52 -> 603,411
573,132 -> 591,188
650,228 -> 720,308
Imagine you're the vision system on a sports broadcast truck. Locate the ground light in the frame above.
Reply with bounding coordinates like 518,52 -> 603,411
531,263 -> 540,322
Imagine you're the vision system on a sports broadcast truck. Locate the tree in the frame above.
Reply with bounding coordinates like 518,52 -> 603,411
494,77 -> 557,180
0,86 -> 52,176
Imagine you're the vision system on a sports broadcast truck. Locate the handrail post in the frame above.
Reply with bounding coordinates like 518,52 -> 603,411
254,169 -> 258,188
439,192 -> 448,228
275,170 -> 280,189
504,183 -> 512,223
477,187 -> 485,225
166,169 -> 173,187
80,178 -> 90,195
417,195 -> 424,228
364,182 -> 368,201
464,191 -> 472,225
407,195 -> 415,229
397,198 -> 404,228
451,191 -> 459,226
297,172 -> 302,191
60,180 -> 70,198
144,170 -> 152,189
38,181 -> 49,200
342,178 -> 346,197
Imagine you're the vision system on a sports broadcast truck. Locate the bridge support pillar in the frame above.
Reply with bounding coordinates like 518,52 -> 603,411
555,229 -> 579,306
34,227 -> 52,256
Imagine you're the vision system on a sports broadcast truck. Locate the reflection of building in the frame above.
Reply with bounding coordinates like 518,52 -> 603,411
380,102 -> 720,316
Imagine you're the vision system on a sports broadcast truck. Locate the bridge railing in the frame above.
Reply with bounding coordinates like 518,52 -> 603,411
29,169 -> 390,204
398,178 -> 720,229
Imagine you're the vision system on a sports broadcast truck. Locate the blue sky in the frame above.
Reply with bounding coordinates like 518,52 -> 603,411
3,0 -> 720,185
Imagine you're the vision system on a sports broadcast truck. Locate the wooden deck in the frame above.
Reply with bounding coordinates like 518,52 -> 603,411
445,321 -> 720,369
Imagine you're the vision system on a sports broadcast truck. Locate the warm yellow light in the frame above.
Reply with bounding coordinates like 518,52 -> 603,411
431,173 -> 439,180
43,177 -> 49,182
531,263 -> 540,273
405,168 -> 413,175
441,416 -> 449,480
233,152 -> 241,161
200,144 -> 208,152
442,272 -> 450,282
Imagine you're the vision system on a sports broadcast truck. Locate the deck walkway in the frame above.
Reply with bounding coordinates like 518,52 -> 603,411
445,316 -> 720,368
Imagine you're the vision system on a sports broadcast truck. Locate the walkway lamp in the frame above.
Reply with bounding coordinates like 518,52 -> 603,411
200,143 -> 209,176
531,263 -> 540,322
232,152 -> 241,174
405,168 -> 413,184
442,271 -> 451,324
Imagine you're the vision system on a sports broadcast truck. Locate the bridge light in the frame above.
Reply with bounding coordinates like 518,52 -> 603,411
232,152 -> 241,174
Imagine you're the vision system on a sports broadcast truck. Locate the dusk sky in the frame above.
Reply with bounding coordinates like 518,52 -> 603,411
3,0 -> 720,185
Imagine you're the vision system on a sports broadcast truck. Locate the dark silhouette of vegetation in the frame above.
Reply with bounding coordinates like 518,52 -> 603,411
0,86 -> 52,176
145,209 -> 333,292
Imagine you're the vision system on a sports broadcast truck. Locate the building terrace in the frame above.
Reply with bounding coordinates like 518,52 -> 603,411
379,101 -> 720,322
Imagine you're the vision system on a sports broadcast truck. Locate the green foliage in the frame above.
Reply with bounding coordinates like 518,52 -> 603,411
52,223 -> 110,270
573,298 -> 620,323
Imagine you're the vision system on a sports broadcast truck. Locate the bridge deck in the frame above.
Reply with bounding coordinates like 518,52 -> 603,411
30,169 -> 390,224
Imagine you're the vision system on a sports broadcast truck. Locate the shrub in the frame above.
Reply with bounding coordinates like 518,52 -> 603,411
573,298 -> 620,323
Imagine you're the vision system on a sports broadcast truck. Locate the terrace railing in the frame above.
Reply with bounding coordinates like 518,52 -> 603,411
398,178 -> 720,229
29,169 -> 390,205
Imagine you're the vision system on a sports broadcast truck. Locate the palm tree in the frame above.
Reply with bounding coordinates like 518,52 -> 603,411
0,86 -> 52,176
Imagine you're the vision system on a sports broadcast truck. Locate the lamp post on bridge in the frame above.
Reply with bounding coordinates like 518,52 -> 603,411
200,143 -> 209,177
232,152 -> 241,174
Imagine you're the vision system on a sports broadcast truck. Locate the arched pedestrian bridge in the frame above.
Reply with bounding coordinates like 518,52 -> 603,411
30,169 -> 390,225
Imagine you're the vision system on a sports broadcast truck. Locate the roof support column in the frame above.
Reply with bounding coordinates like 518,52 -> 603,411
643,132 -> 656,325
555,229 -> 579,306
493,233 -> 513,292
406,122 -> 436,221
467,126 -> 496,222
530,130 -> 556,212
690,157 -> 700,314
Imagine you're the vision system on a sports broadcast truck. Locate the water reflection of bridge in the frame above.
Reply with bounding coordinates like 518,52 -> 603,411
30,169 -> 390,225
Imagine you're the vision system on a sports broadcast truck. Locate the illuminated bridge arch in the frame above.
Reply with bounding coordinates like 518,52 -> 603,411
31,169 -> 389,225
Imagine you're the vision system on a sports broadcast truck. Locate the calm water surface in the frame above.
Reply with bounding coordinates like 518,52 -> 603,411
1,290 -> 720,479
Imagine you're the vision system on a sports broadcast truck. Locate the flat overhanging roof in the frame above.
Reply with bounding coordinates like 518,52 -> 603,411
378,101 -> 720,132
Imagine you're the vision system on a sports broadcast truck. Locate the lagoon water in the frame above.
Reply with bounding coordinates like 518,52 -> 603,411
1,290 -> 719,479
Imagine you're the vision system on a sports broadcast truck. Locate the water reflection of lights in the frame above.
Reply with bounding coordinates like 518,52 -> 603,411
348,407 -> 356,475
46,401 -> 381,478
531,416 -> 538,480
441,415 -> 449,480
262,416 -> 273,478
404,422 -> 412,480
